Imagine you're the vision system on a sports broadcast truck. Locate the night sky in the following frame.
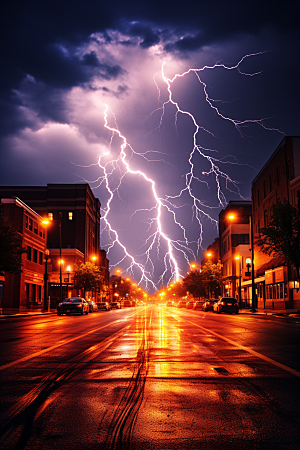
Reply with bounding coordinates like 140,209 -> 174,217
1,1 -> 299,292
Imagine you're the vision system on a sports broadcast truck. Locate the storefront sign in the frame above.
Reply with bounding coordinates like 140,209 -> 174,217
265,269 -> 274,285
274,266 -> 286,283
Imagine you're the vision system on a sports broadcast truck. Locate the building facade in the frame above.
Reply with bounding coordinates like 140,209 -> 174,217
0,184 -> 110,306
251,136 -> 300,310
219,201 -> 252,305
0,198 -> 48,313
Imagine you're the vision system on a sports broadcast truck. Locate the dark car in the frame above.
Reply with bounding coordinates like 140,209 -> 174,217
186,301 -> 194,309
57,298 -> 89,316
110,301 -> 121,309
87,301 -> 98,312
177,301 -> 186,308
123,300 -> 132,307
193,301 -> 203,310
213,297 -> 239,314
97,302 -> 111,311
202,299 -> 217,312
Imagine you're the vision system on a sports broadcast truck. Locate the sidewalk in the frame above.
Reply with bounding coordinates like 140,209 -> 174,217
239,308 -> 300,323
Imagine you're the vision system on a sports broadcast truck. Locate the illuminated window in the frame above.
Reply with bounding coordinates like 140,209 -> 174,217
68,212 -> 73,220
48,213 -> 53,221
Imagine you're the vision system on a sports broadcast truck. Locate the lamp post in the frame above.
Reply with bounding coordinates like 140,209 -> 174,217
42,218 -> 63,303
44,249 -> 50,311
249,214 -> 257,312
235,256 -> 242,308
227,212 -> 256,311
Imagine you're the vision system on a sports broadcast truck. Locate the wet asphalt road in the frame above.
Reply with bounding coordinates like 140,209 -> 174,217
0,305 -> 299,450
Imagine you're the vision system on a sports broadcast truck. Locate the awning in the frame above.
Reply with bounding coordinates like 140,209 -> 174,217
256,256 -> 287,277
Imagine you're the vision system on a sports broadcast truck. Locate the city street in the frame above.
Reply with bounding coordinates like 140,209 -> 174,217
0,305 -> 299,450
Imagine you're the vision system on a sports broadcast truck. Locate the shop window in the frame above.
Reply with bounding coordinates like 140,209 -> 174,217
280,284 -> 283,299
33,248 -> 38,263
37,285 -> 42,302
68,212 -> 73,220
27,246 -> 32,261
48,212 -> 53,221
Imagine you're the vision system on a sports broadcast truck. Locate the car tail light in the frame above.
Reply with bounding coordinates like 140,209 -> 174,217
221,301 -> 225,305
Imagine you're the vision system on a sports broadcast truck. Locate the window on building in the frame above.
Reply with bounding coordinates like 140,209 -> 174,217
28,218 -> 33,231
27,246 -> 32,261
39,251 -> 43,265
68,212 -> 73,220
48,212 -> 53,221
237,234 -> 249,245
34,221 -> 38,234
25,215 -> 29,229
58,212 -> 63,219
37,285 -> 42,302
33,248 -> 38,263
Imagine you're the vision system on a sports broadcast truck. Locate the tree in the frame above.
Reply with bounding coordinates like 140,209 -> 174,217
257,202 -> 300,281
0,214 -> 25,274
111,276 -> 132,299
183,270 -> 205,299
200,261 -> 223,297
74,262 -> 104,297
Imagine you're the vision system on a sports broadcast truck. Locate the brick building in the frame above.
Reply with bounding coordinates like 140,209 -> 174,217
0,184 -> 109,305
0,198 -> 48,313
251,136 -> 300,310
219,201 -> 252,305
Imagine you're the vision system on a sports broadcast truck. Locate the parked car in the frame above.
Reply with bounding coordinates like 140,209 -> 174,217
193,301 -> 203,310
166,300 -> 173,306
213,297 -> 239,314
123,300 -> 132,307
110,301 -> 121,309
202,299 -> 217,312
186,301 -> 194,309
177,301 -> 186,308
87,301 -> 98,312
97,302 -> 111,311
57,298 -> 89,316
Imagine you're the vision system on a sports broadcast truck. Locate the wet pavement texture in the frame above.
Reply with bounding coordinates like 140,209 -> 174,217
0,305 -> 299,450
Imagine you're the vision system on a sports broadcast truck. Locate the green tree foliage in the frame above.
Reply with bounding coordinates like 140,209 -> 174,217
257,202 -> 300,280
0,214 -> 25,274
74,262 -> 104,296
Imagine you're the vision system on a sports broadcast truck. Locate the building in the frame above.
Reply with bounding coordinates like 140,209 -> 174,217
251,136 -> 300,310
219,201 -> 252,305
0,198 -> 48,313
0,184 -> 109,305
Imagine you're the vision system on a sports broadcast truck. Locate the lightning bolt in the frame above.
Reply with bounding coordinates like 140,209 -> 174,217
87,52 -> 282,292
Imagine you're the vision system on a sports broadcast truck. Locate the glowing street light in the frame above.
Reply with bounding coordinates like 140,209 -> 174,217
228,213 -> 256,311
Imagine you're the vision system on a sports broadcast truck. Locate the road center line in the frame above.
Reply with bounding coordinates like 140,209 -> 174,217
0,314 -> 137,371
187,319 -> 300,378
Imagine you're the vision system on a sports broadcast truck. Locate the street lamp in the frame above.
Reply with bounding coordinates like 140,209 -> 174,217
42,218 -> 63,303
228,213 -> 256,312
235,256 -> 242,308
44,249 -> 50,311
